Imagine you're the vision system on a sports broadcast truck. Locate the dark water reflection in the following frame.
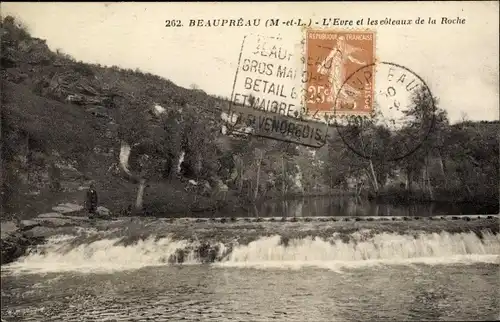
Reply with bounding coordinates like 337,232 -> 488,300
224,196 -> 498,218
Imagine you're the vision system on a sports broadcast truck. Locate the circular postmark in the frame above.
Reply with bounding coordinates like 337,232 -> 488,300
332,61 -> 436,162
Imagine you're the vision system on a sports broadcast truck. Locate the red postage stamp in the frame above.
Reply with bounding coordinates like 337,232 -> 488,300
305,29 -> 376,117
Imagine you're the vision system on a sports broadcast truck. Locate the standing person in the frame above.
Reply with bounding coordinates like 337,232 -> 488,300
85,183 -> 98,217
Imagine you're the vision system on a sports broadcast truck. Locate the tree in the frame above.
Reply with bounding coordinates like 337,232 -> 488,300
328,119 -> 395,196
394,85 -> 440,199
116,97 -> 164,213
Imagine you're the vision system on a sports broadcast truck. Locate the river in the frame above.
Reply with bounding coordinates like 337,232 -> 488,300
1,198 -> 499,321
248,196 -> 499,218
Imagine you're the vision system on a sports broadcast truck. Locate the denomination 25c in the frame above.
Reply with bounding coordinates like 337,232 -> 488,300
307,85 -> 331,104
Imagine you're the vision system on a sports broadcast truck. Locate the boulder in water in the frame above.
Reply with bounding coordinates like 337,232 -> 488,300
20,220 -> 41,231
36,211 -> 91,226
52,203 -> 83,214
96,206 -> 111,217
1,221 -> 19,239
34,216 -> 79,227
0,231 -> 44,265
38,212 -> 66,219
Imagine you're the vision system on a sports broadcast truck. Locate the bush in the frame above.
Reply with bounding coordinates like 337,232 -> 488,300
73,61 -> 94,76
1,16 -> 31,46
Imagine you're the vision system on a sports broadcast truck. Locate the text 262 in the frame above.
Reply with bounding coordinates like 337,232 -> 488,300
165,20 -> 182,27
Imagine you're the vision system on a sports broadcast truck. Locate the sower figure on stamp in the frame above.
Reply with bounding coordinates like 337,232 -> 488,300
85,183 -> 99,217
317,36 -> 366,108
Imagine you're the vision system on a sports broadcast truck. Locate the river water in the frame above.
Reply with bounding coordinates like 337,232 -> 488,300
247,197 -> 499,218
1,204 -> 499,321
162,196 -> 499,218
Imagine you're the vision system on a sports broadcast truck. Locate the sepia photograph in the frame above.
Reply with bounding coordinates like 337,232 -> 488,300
1,2 -> 499,321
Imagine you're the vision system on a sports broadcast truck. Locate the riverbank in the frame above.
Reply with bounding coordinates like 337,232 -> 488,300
5,175 -> 249,221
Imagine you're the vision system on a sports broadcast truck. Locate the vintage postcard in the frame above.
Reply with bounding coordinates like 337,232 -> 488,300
1,2 -> 499,322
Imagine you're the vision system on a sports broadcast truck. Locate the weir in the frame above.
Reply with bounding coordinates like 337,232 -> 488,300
1,215 -> 498,275
168,214 -> 497,224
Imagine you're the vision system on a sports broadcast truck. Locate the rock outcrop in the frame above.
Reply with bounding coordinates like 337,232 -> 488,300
1,202 -> 95,265
1,230 -> 44,265
95,206 -> 112,218
52,203 -> 84,213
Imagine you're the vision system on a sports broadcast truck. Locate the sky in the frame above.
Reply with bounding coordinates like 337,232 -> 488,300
2,1 -> 499,124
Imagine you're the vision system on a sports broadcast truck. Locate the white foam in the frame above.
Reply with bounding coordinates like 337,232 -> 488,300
2,231 -> 499,275
215,255 -> 500,273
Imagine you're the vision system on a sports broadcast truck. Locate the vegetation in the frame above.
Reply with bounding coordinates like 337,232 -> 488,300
324,90 -> 499,206
1,15 -> 498,219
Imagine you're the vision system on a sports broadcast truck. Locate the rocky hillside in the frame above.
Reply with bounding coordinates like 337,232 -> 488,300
0,16 -> 252,219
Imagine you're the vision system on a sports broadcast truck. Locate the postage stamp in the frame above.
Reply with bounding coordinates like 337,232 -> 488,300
304,29 -> 376,118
